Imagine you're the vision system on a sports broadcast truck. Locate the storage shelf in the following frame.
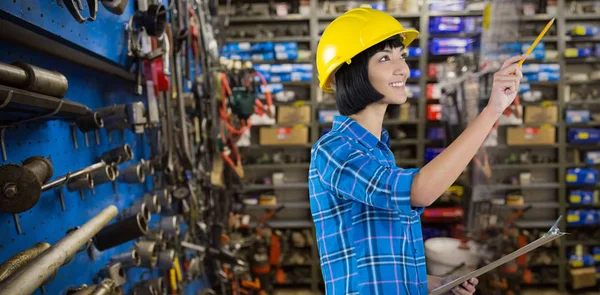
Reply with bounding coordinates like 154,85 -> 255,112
519,36 -> 559,42
568,204 -> 600,209
514,220 -> 556,229
245,202 -> 311,210
243,183 -> 309,191
494,202 -> 560,209
227,14 -> 310,22
245,163 -> 310,170
490,163 -> 560,170
487,144 -> 560,149
225,36 -> 311,43
565,80 -> 600,85
565,57 -> 600,64
475,183 -> 560,190
252,59 -> 311,64
249,220 -> 314,229
565,14 -> 600,20
520,14 -> 556,21
318,12 -> 420,20
565,240 -> 600,246
565,36 -> 600,42
565,100 -> 600,106
428,11 -> 483,17
565,122 -> 600,127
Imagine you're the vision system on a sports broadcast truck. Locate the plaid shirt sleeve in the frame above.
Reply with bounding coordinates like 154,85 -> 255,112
314,136 -> 419,215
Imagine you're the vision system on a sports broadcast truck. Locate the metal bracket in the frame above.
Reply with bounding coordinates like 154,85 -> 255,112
12,213 -> 21,234
71,124 -> 79,149
57,172 -> 72,211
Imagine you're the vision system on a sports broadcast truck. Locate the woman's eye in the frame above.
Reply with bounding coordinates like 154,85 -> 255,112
401,51 -> 408,59
379,55 -> 390,62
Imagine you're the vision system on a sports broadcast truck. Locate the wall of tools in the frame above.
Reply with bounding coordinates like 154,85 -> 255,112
0,0 -> 232,295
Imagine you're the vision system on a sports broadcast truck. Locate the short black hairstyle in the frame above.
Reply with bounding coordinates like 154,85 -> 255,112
334,34 -> 405,116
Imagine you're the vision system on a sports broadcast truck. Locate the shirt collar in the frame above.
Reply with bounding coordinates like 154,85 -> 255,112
331,116 -> 390,149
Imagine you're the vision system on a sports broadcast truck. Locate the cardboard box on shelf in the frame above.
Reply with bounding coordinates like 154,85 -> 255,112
524,105 -> 558,124
260,126 -> 309,146
507,127 -> 555,145
277,105 -> 311,124
569,267 -> 597,290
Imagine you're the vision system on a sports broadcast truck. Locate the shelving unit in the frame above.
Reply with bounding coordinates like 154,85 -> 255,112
222,0 -> 599,293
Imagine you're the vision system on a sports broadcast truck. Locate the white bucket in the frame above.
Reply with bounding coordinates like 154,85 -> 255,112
424,237 -> 481,277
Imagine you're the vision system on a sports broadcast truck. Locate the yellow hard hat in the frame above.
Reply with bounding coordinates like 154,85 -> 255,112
316,8 -> 419,92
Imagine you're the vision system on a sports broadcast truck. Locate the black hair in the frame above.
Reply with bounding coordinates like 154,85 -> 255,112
334,35 -> 405,116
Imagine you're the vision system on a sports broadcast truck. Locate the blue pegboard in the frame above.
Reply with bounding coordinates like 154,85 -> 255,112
0,0 -> 138,67
0,26 -> 207,295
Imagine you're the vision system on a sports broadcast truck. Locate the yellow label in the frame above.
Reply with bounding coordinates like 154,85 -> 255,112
567,174 -> 578,182
594,254 -> 600,261
568,214 -> 580,223
570,195 -> 582,203
565,48 -> 578,58
577,132 -> 589,139
571,260 -> 584,268
541,124 -> 552,129
293,101 -> 305,107
541,101 -> 553,107
483,4 -> 491,31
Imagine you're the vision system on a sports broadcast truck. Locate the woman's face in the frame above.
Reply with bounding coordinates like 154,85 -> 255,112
367,46 -> 409,105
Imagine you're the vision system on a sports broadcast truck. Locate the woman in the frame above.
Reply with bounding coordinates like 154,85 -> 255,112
309,7 -> 524,295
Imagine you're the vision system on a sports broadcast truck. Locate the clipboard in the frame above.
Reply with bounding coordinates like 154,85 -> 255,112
429,216 -> 566,295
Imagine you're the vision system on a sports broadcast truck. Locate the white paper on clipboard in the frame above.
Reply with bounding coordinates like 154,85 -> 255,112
429,216 -> 566,295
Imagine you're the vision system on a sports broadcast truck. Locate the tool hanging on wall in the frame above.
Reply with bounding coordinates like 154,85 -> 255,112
57,0 -> 98,23
100,0 -> 128,15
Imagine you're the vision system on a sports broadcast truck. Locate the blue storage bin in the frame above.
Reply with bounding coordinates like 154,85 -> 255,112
427,128 -> 446,141
521,64 -> 560,74
291,64 -> 313,73
269,74 -> 291,83
587,152 -> 600,165
568,129 -> 600,143
569,253 -> 596,267
570,190 -> 594,204
410,69 -> 422,78
429,17 -> 463,33
261,83 -> 284,94
251,52 -> 275,61
425,147 -> 445,162
568,209 -> 600,226
406,84 -> 421,98
275,50 -> 298,60
291,72 -> 312,82
407,47 -> 423,57
566,110 -> 591,123
519,83 -> 531,93
274,42 -> 298,52
430,38 -> 473,55
566,168 -> 599,185
522,72 -> 560,82
270,64 -> 294,74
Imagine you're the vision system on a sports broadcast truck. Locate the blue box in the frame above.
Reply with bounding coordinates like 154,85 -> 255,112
291,64 -> 313,73
410,69 -> 422,78
270,64 -> 293,74
291,72 -> 312,82
427,128 -> 446,141
570,190 -> 594,204
568,129 -> 600,143
269,74 -> 291,83
519,83 -> 531,93
593,247 -> 600,262
499,42 -> 522,52
429,0 -> 464,11
566,168 -> 599,185
587,152 -> 600,165
406,84 -> 421,98
275,50 -> 298,60
566,110 -> 591,123
430,38 -> 473,55
425,147 -> 445,162
429,17 -> 463,33
596,44 -> 600,57
407,47 -> 423,57
568,209 -> 600,226
569,253 -> 596,267
274,42 -> 298,52
261,83 -> 283,94
521,64 -> 560,74
318,110 -> 340,123
522,72 -> 560,82
251,52 -> 275,61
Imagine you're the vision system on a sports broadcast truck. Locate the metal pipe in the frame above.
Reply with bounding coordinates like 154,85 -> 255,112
117,163 -> 145,184
121,202 -> 151,222
135,240 -> 157,268
66,174 -> 94,192
0,242 -> 51,282
90,165 -> 116,185
136,193 -> 160,214
155,188 -> 172,207
100,145 -> 133,165
90,278 -> 115,295
0,205 -> 118,295
94,213 -> 148,251
160,216 -> 179,236
157,249 -> 174,269
140,158 -> 154,176
76,112 -> 104,133
110,250 -> 141,267
0,61 -> 68,98
42,162 -> 105,191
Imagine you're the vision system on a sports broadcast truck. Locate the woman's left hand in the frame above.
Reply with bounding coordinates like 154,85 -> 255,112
443,277 -> 479,295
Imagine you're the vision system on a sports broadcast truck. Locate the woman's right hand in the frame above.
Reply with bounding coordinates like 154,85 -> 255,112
486,54 -> 526,116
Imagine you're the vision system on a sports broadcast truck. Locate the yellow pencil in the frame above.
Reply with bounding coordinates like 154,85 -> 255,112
518,18 -> 555,67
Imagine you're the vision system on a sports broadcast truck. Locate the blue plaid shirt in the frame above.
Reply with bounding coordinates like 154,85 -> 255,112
309,116 -> 428,295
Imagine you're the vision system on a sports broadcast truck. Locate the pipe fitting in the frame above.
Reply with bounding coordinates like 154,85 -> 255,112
90,165 -> 117,185
0,156 -> 53,213
100,145 -> 133,165
99,263 -> 126,287
140,159 -> 155,176
160,216 -> 179,237
137,193 -> 160,214
118,163 -> 145,184
76,112 -> 104,133
93,212 -> 148,251
135,240 -> 157,268
121,202 -> 151,222
157,249 -> 175,269
155,188 -> 172,208
66,173 -> 94,192
110,249 -> 141,268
